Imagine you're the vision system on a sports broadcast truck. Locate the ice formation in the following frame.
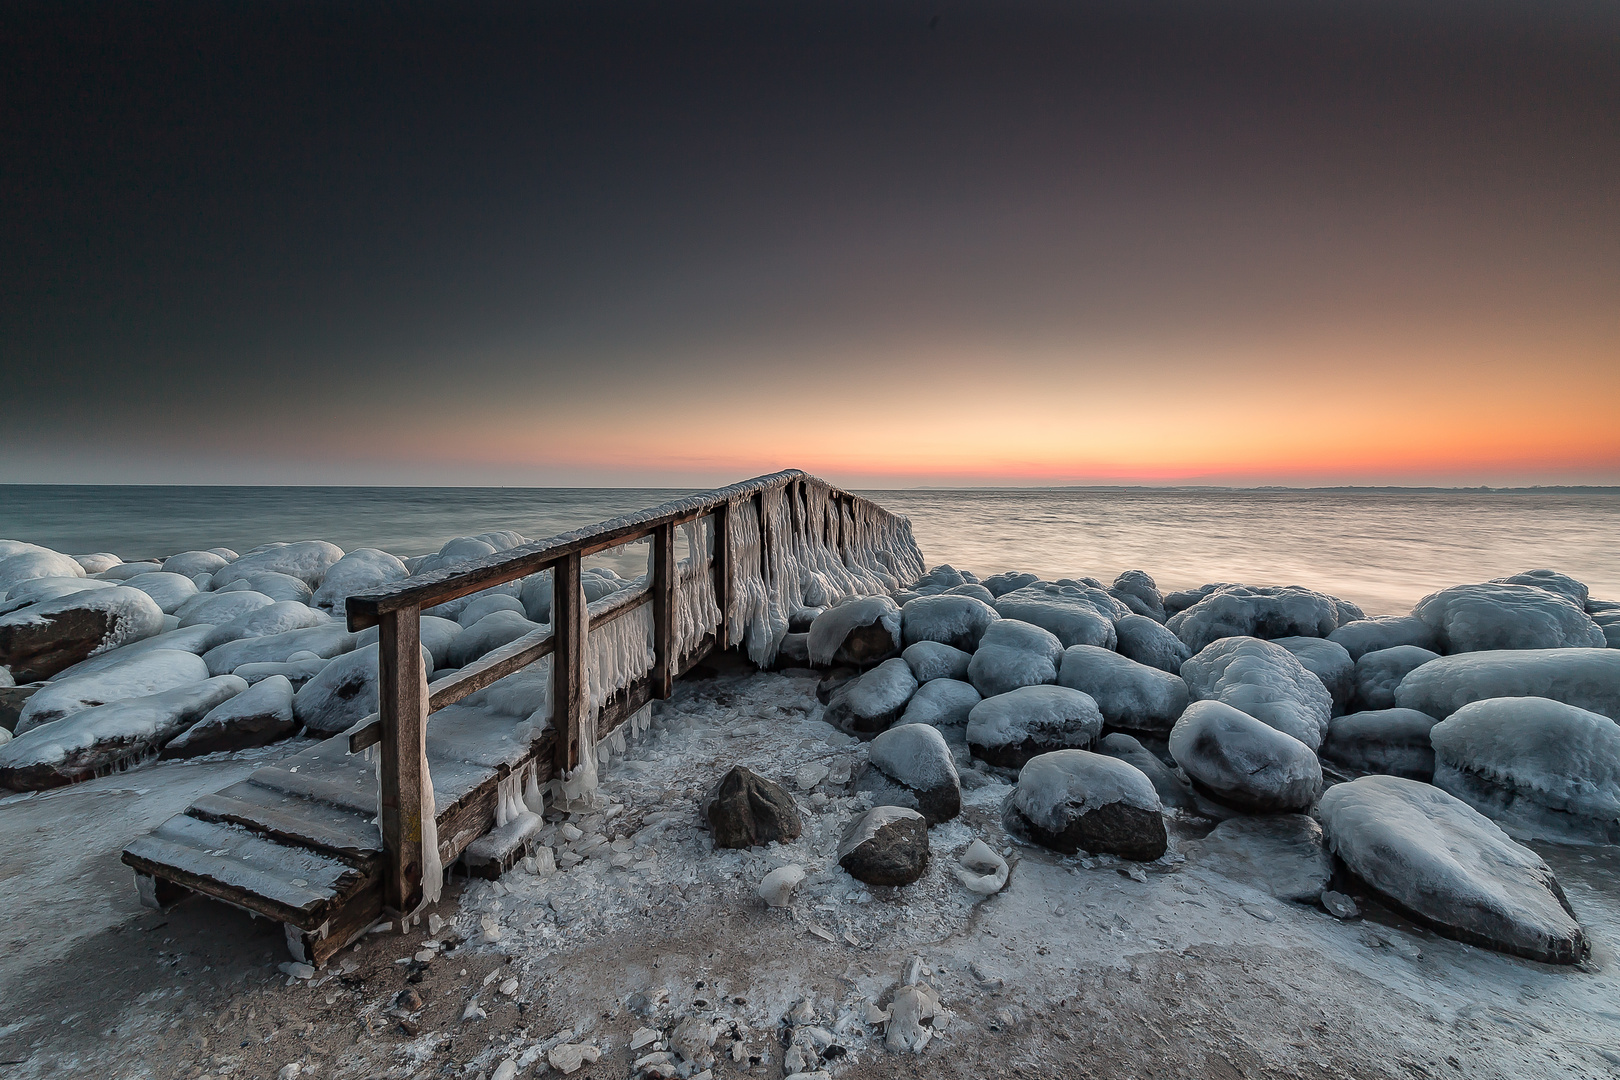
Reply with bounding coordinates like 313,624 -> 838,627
806,596 -> 900,666
1056,644 -> 1189,734
17,648 -> 210,732
118,571 -> 198,614
0,549 -> 86,594
1113,612 -> 1191,674
160,549 -> 229,578
1168,584 -> 1359,653
966,619 -> 1064,698
1179,636 -> 1333,750
895,677 -> 981,734
966,684 -> 1104,766
173,588 -> 275,628
900,640 -> 972,683
1270,635 -> 1354,714
1394,648 -> 1620,720
673,516 -> 723,661
1410,582 -> 1605,652
1319,708 -> 1439,781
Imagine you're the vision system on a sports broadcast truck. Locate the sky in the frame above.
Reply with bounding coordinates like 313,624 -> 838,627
2,1 -> 1616,488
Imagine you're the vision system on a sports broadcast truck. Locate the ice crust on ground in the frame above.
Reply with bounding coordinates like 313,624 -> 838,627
1056,644 -> 1189,734
1167,700 -> 1322,813
1394,648 -> 1620,720
966,619 -> 1063,698
1329,615 -> 1440,660
991,583 -> 1117,650
1353,645 -> 1440,711
1411,583 -> 1605,653
211,540 -> 345,591
1179,636 -> 1333,749
1320,708 -> 1439,781
1181,814 -> 1331,903
310,547 -> 410,613
806,597 -> 900,667
16,649 -> 210,731
1168,584 -> 1359,653
901,640 -> 971,683
899,594 -> 999,653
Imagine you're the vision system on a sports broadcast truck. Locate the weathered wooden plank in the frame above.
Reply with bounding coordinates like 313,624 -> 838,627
552,552 -> 585,777
377,607 -> 425,914
189,781 -> 383,861
651,521 -> 676,700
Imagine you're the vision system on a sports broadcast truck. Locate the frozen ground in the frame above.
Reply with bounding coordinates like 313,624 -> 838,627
2,666 -> 1618,1079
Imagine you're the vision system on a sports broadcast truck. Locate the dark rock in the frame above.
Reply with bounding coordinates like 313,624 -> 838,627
161,674 -> 297,758
0,586 -> 166,682
837,806 -> 929,886
703,765 -> 804,848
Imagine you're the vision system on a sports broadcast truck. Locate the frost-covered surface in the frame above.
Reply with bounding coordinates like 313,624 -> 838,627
965,618 -> 1063,697
1411,583 -> 1605,653
806,596 -> 900,666
1056,644 -> 1189,734
16,649 -> 210,731
160,550 -> 229,578
293,642 -> 431,735
895,677 -> 980,733
0,575 -> 112,614
1329,615 -> 1440,660
1491,569 -> 1590,610
825,657 -> 918,735
1168,584 -> 1359,653
201,599 -> 328,649
1320,708 -> 1439,782
1179,636 -> 1333,749
1430,696 -> 1620,844
1353,644 -> 1440,711
309,548 -> 410,614
211,540 -> 346,591
1011,749 -> 1161,833
1394,648 -> 1620,720
1167,700 -> 1322,813
991,583 -> 1116,650
218,570 -> 313,604
0,585 -> 167,681
899,594 -> 999,652
901,640 -> 971,683
1271,635 -> 1354,713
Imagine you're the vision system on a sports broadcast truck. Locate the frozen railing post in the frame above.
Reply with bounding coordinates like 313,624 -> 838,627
651,521 -> 677,699
376,604 -> 425,914
553,551 -> 585,775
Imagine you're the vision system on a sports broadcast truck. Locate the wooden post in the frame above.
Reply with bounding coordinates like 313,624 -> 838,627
754,491 -> 769,589
651,521 -> 676,698
713,504 -> 731,647
551,554 -> 585,775
377,606 -> 425,915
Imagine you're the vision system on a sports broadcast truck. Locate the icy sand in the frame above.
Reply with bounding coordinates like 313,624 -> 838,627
2,666 -> 1617,1079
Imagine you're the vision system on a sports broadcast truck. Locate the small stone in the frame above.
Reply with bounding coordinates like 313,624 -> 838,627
547,1043 -> 601,1074
413,948 -> 435,963
395,988 -> 423,1011
462,997 -> 487,1021
703,765 -> 804,848
427,913 -> 444,934
837,806 -> 929,887
671,1017 -> 718,1068
1243,903 -> 1277,923
885,983 -> 940,1053
278,961 -> 316,980
758,864 -> 806,908
1120,865 -> 1148,884
498,977 -> 519,996
954,839 -> 1009,895
491,1060 -> 518,1080
787,998 -> 816,1024
1321,890 -> 1361,919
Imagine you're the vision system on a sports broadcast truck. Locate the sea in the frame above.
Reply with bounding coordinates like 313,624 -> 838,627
2,485 -> 1617,617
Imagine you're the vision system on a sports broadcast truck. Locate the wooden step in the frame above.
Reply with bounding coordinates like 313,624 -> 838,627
189,780 -> 384,862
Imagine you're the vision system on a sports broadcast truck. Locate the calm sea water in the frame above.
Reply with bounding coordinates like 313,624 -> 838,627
2,485 -> 1616,616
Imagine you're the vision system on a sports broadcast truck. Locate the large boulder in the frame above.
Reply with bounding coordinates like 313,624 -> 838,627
1491,569 -> 1589,609
966,684 -> 1103,768
1352,645 -> 1440,711
966,619 -> 1064,698
211,541 -> 345,591
863,723 -> 961,823
838,806 -> 929,886
1168,584 -> 1360,653
0,549 -> 85,595
1328,615 -> 1440,660
1317,775 -> 1588,964
219,571 -> 314,604
703,765 -> 803,848
455,593 -> 525,628
900,594 -> 999,652
982,571 -> 1040,598
1057,645 -> 1188,735
201,601 -> 329,650
992,584 -> 1117,650
895,678 -> 981,739
443,610 -> 543,669
1180,636 -> 1333,750
1004,749 -> 1166,860
310,548 -> 411,614
161,674 -> 296,758
173,589 -> 275,629
16,649 -> 210,732
901,640 -> 971,683
806,596 -> 901,667
1109,570 -> 1166,623
1430,697 -> 1620,845
1394,648 -> 1620,720
824,657 -> 918,737
1114,614 -> 1192,674
1411,583 -> 1604,653
1319,708 -> 1439,782
0,576 -> 114,616
0,586 -> 166,682
202,624 -> 356,677
1271,636 -> 1354,715
118,572 -> 198,615
293,642 -> 431,736
1182,815 -> 1332,903
1167,700 -> 1323,813
161,550 -> 229,578
0,676 -> 246,789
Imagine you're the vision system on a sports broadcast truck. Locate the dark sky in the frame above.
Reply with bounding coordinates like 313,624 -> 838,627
3,1 -> 1617,485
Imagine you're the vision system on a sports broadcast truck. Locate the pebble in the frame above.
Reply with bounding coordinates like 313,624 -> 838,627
1243,903 -> 1277,923
796,763 -> 830,790
1322,890 -> 1361,919
498,977 -> 520,996
491,1060 -> 518,1080
277,962 -> 316,981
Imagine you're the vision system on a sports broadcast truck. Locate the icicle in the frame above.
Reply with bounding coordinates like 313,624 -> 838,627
416,661 -> 443,909
521,761 -> 545,814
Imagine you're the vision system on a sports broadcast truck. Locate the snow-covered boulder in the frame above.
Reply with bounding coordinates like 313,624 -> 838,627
95,561 -> 162,582
824,657 -> 918,737
982,571 -> 1040,598
173,589 -> 274,629
1182,815 -> 1332,903
211,540 -> 345,591
444,610 -> 544,670
1163,582 -> 1228,617
966,619 -> 1064,698
1114,614 -> 1191,674
807,596 -> 901,667
1004,749 -> 1166,860
0,675 -> 246,789
1096,732 -> 1197,810
202,623 -> 355,676
1180,636 -> 1333,749
161,550 -> 229,578
1352,644 -> 1439,710
1328,615 -> 1439,660
911,564 -> 968,592
1167,700 -> 1323,813
1271,636 -> 1354,715
703,765 -> 803,848
943,582 -> 997,605
838,806 -> 929,886
1056,644 -> 1188,735
992,583 -> 1117,650
1394,648 -> 1620,720
1109,569 -> 1166,623
293,642 -> 432,735
202,600 -> 329,650
901,640 -> 971,683
1430,696 -> 1620,845
0,586 -> 166,682
1411,582 -> 1604,653
1319,708 -> 1439,781
863,722 -> 961,824
233,656 -> 329,690
455,593 -> 525,628
900,594 -> 999,652
217,571 -> 314,604
895,678 -> 981,738
161,674 -> 296,758
0,576 -> 114,615
1168,584 -> 1359,653
16,649 -> 208,732
310,548 -> 410,614
966,684 -> 1103,768
73,553 -> 123,574
1317,775 -> 1587,964
1491,569 -> 1589,609
0,549 -> 85,594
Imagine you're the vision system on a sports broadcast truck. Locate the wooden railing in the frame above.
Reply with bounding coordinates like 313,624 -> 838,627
342,469 -> 920,914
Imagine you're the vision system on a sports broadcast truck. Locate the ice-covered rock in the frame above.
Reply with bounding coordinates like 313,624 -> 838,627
901,640 -> 971,683
899,594 -> 999,652
943,582 -> 997,605
0,576 -> 114,615
895,675 -> 980,733
863,723 -> 961,823
1352,644 -> 1439,710
218,572 -> 315,604
1491,569 -> 1589,609
518,574 -> 554,623
310,548 -> 410,614
161,674 -> 296,757
1109,569 -> 1167,623
1095,732 -> 1196,810
807,596 -> 902,667
825,657 -> 918,737
1004,749 -> 1166,860
1411,582 -> 1604,652
912,564 -> 968,592
1271,636 -> 1354,715
1167,700 -> 1323,813
1180,636 -> 1333,749
966,684 -> 1103,768
1430,696 -> 1620,844
161,550 -> 229,578
1317,775 -> 1587,964
1394,648 -> 1620,719
1319,708 -> 1439,781
0,585 -> 166,682
455,593 -> 526,628
0,675 -> 246,789
966,619 -> 1063,698
293,642 -> 430,736
1168,584 -> 1359,652
756,863 -> 805,908
703,765 -> 803,848
838,806 -> 929,886
73,553 -> 123,574
234,657 -> 329,690
443,610 -> 543,669
95,560 -> 162,581
0,549 -> 86,594
982,570 -> 1040,598
16,649 -> 210,731
203,624 -> 355,677
1056,645 -> 1188,735
202,600 -> 329,649
211,541 -> 345,591
1163,582 -> 1229,617
1113,613 -> 1191,674
1182,814 -> 1331,903
353,615 -> 463,672
174,589 -> 275,629
1328,615 -> 1440,660
992,584 -> 1117,650
50,624 -> 217,681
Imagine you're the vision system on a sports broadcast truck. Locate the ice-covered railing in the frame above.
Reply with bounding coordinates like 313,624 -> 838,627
340,469 -> 923,913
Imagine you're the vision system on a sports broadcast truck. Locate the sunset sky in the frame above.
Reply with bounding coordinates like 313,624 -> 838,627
2,1 -> 1616,487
